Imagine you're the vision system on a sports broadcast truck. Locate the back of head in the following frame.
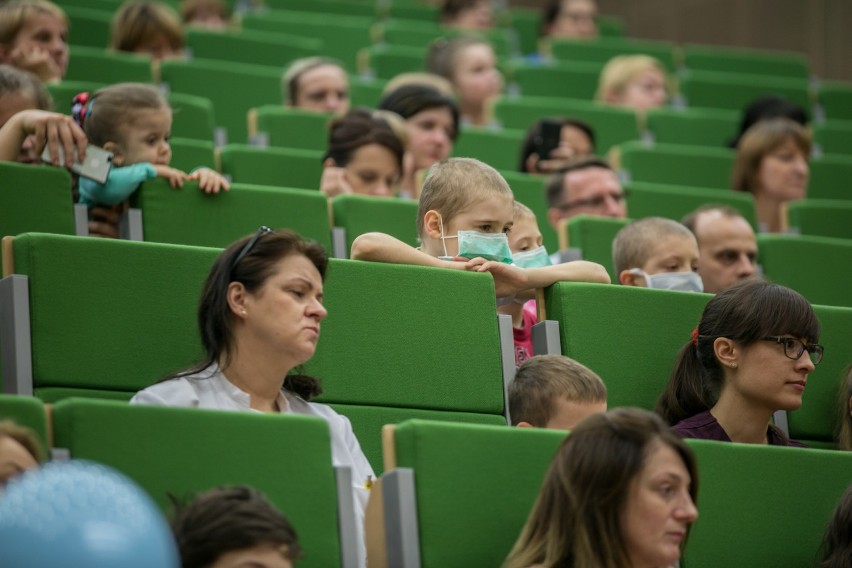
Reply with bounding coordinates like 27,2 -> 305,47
730,95 -> 809,149
731,117 -> 812,193
171,485 -> 302,568
819,485 -> 852,568
656,278 -> 820,425
180,0 -> 229,24
0,0 -> 66,46
110,1 -> 184,53
426,35 -> 487,81
383,72 -> 455,97
505,407 -> 697,568
82,82 -> 167,146
325,107 -> 405,170
509,355 -> 607,427
378,83 -> 460,140
416,157 -> 513,238
596,54 -> 665,102
544,155 -> 613,208
281,56 -> 344,105
681,204 -> 745,234
0,63 -> 52,112
612,216 -> 693,275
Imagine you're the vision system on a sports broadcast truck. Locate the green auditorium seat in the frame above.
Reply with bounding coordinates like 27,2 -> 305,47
684,441 -> 852,567
564,216 -> 629,280
625,181 -> 758,228
168,137 -> 216,172
816,81 -> 852,122
379,420 -> 566,566
185,28 -> 322,69
168,92 -> 216,142
239,10 -> 373,73
550,38 -> 678,72
132,180 -> 332,250
809,154 -> 852,201
0,163 -> 78,240
330,194 -> 419,257
452,127 -> 525,172
757,234 -> 852,308
63,6 -> 111,49
598,15 -> 626,38
681,44 -> 810,80
0,395 -> 48,450
679,71 -> 812,113
374,21 -> 514,58
788,199 -> 852,240
65,45 -> 153,83
617,141 -> 735,190
52,399 -> 355,568
349,76 -> 388,108
499,171 -> 558,254
384,3 -> 438,22
813,120 -> 852,157
494,96 -> 640,155
358,44 -> 428,81
265,0 -> 376,18
54,0 -> 123,11
505,7 -> 541,56
247,105 -> 333,152
45,80 -> 104,113
218,144 -> 323,190
159,59 -> 281,144
508,60 -> 602,100
644,107 -> 740,147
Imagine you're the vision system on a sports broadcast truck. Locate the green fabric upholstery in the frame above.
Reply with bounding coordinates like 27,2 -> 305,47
384,3 -> 438,22
36,388 -> 134,403
168,93 -> 216,142
494,97 -> 640,154
360,44 -> 427,80
265,0 -> 376,17
684,440 -> 852,567
240,10 -> 373,72
52,399 -> 342,568
509,61 -> 602,100
644,107 -> 739,147
331,194 -> 419,252
499,171 -> 557,254
565,216 -> 629,280
817,82 -> 852,122
813,120 -> 852,157
550,38 -> 678,72
506,7 -> 541,55
63,7 -> 111,49
159,59 -> 281,144
328,404 -> 505,475
681,45 -> 810,79
626,181 -> 758,229
218,144 -> 323,190
0,163 -> 75,239
307,260 -> 505,414
810,155 -> 852,201
65,45 -> 153,83
168,138 -> 216,172
46,80 -> 105,113
788,199 -> 852,240
544,282 -> 711,409
391,419 -> 567,568
185,28 -> 322,69
598,16 -> 626,38
453,127 -> 525,172
349,77 -> 387,108
617,141 -> 735,190
679,71 -> 812,113
250,105 -> 333,152
757,234 -> 852,307
376,22 -> 514,58
0,394 -> 48,450
133,180 -> 332,250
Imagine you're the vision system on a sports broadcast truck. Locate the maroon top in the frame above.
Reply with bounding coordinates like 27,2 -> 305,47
673,410 -> 806,447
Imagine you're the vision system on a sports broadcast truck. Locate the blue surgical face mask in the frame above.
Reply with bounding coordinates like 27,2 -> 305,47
438,216 -> 513,264
630,269 -> 704,293
512,246 -> 552,269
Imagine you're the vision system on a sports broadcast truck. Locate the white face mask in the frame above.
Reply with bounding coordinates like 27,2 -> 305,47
438,216 -> 513,264
512,246 -> 552,269
630,269 -> 704,293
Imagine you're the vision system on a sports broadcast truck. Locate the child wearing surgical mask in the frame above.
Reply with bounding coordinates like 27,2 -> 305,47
612,217 -> 704,292
350,157 -> 610,301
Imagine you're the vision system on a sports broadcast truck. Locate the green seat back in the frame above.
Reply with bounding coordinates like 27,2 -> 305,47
757,234 -> 852,308
817,82 -> 852,122
385,3 -> 438,22
360,44 -> 427,80
618,141 -> 735,190
45,80 -> 105,113
168,92 -> 216,142
133,180 -> 332,250
499,171 -> 557,253
159,59 -> 281,144
452,127 -> 525,171
809,155 -> 852,201
376,22 -> 514,58
788,199 -> 852,240
251,105 -> 333,152
65,45 -> 153,83
185,28 -> 322,69
813,120 -> 852,157
509,61 -> 602,100
550,38 -> 677,72
218,144 -> 323,189
0,394 -> 48,450
682,44 -> 809,80
494,96 -> 640,154
52,399 -> 342,568
168,137 -> 216,171
598,15 -> 626,38
679,71 -> 812,113
331,194 -> 419,252
506,7 -> 542,55
64,7 -> 111,49
544,282 -> 711,409
0,164 -> 75,238
265,0 -> 376,18
392,420 -> 567,567
626,181 -> 758,229
566,216 -> 629,280
644,107 -> 740,147
685,440 -> 852,568
349,76 -> 387,108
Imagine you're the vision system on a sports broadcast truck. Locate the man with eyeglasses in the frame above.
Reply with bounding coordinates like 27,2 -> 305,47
542,0 -> 599,39
545,157 -> 628,264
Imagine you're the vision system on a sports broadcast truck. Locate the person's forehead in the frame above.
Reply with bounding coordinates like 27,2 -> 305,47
564,167 -> 618,195
647,233 -> 698,260
695,212 -> 756,245
300,65 -> 346,85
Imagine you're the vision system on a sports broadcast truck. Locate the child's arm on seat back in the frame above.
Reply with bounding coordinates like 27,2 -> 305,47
188,167 -> 230,194
351,232 -> 471,270
467,258 -> 610,298
79,163 -> 188,207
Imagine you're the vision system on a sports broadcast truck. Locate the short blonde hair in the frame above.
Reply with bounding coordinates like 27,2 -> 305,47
0,0 -> 66,47
612,216 -> 694,274
83,82 -> 169,147
281,56 -> 345,105
595,54 -> 667,103
180,0 -> 228,23
383,72 -> 455,97
417,157 -> 513,239
731,117 -> 811,194
426,35 -> 490,82
110,1 -> 184,53
513,200 -> 536,222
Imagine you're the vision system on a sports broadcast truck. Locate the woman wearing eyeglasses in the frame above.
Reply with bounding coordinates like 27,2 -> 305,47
656,278 -> 823,446
131,228 -> 374,559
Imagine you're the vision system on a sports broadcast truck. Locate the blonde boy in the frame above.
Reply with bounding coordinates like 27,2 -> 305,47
612,216 -> 703,292
509,355 -> 607,430
350,158 -> 610,298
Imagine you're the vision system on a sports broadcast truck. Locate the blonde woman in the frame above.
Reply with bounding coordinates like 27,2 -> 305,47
596,54 -> 668,112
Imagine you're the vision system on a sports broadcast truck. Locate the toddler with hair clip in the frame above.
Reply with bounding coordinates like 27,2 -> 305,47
73,82 -> 229,208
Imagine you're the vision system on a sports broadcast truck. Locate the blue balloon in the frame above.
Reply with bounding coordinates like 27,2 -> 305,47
0,460 -> 179,568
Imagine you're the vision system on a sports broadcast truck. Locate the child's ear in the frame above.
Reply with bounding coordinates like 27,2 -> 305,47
423,210 -> 445,240
103,141 -> 123,166
323,157 -> 337,169
619,270 -> 642,287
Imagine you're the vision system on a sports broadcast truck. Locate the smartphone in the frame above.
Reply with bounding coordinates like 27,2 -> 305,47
534,118 -> 563,161
41,143 -> 113,184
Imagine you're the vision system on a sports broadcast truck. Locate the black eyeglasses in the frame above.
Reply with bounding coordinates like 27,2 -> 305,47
556,190 -> 629,212
230,226 -> 272,278
762,336 -> 824,365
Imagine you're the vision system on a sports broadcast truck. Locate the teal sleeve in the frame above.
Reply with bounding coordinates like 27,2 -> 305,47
78,163 -> 158,207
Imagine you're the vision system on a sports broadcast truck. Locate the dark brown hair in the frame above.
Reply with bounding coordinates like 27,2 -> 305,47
83,82 -> 168,147
818,484 -> 852,568
730,117 -> 811,194
325,107 -> 405,172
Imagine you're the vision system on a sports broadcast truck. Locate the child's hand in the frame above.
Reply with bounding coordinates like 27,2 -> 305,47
320,166 -> 353,197
188,167 -> 230,194
154,165 -> 188,188
463,257 -> 530,298
9,45 -> 62,83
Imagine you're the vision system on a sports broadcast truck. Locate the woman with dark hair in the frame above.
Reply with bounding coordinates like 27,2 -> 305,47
379,83 -> 459,196
505,407 -> 699,568
320,107 -> 406,198
656,278 -> 823,446
818,485 -> 852,568
518,116 -> 595,173
728,95 -> 809,149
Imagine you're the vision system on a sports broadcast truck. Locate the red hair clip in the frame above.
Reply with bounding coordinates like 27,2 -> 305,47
71,92 -> 92,128
691,328 -> 699,346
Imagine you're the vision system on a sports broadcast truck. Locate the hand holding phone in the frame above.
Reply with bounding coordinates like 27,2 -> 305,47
41,144 -> 113,184
534,119 -> 563,162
